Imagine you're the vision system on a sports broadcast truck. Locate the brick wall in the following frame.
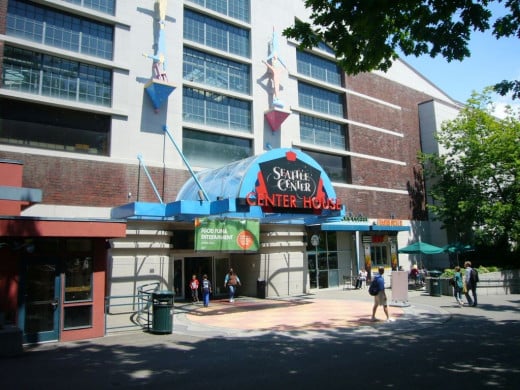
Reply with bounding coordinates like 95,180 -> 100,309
0,151 -> 191,207
344,72 -> 431,220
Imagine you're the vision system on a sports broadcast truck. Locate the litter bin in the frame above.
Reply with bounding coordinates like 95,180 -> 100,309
257,279 -> 266,299
428,271 -> 442,297
151,291 -> 174,334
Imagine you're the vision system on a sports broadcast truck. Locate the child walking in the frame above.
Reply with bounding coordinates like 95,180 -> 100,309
201,274 -> 212,307
190,274 -> 199,303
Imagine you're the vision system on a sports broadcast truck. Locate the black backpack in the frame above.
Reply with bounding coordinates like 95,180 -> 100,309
368,277 -> 380,296
471,269 -> 479,284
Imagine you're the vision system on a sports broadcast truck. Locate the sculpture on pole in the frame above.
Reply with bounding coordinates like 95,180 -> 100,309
142,0 -> 175,112
143,0 -> 168,81
262,28 -> 287,109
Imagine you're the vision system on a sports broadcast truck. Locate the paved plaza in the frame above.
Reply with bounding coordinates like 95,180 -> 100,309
2,288 -> 519,389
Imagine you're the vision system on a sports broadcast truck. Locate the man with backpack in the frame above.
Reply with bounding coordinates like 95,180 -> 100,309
464,261 -> 479,307
370,267 -> 394,322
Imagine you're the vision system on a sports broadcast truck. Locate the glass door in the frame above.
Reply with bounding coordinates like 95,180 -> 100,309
19,258 -> 61,343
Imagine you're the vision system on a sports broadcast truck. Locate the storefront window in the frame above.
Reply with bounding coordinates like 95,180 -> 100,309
64,305 -> 92,329
65,256 -> 93,302
370,245 -> 389,267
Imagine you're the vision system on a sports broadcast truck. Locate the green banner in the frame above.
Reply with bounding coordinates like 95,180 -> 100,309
194,218 -> 260,252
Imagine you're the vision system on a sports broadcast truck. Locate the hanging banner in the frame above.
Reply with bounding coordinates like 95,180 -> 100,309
194,218 -> 260,252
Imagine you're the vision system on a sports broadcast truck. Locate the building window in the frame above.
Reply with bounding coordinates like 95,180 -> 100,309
186,0 -> 251,23
183,48 -> 250,94
303,149 -> 351,184
300,114 -> 347,150
62,0 -> 115,15
297,51 -> 342,86
7,0 -> 114,60
183,128 -> 252,168
2,45 -> 112,106
0,98 -> 111,156
63,238 -> 94,330
298,83 -> 344,117
370,244 -> 390,267
183,87 -> 251,132
184,10 -> 250,58
65,256 -> 93,302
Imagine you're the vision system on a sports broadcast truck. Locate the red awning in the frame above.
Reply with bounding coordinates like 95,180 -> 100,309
0,218 -> 126,238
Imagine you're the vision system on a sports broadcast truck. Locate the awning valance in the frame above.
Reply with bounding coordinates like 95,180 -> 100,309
321,222 -> 371,231
371,225 -> 410,232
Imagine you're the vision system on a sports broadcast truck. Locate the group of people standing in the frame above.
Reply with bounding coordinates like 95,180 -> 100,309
452,261 -> 478,307
189,268 -> 242,307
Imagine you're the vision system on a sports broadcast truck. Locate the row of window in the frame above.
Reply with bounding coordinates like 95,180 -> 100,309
184,10 -> 250,58
187,0 -> 251,23
8,0 -> 114,60
62,0 -> 115,16
2,45 -> 112,106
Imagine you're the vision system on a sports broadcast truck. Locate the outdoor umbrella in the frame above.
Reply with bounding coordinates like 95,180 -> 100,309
398,241 -> 445,255
398,241 -> 445,269
443,242 -> 475,266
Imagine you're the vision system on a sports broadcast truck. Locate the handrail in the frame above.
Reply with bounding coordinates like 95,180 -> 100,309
105,282 -> 161,334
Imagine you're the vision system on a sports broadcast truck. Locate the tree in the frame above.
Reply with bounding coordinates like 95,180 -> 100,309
420,90 -> 520,253
284,0 -> 520,99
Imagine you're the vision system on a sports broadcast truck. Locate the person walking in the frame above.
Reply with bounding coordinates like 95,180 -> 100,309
464,261 -> 478,307
453,266 -> 464,306
201,274 -> 212,307
371,267 -> 394,322
224,268 -> 241,303
189,274 -> 199,303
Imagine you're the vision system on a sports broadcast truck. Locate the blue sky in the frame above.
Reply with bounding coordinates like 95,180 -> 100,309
402,32 -> 519,105
399,3 -> 519,114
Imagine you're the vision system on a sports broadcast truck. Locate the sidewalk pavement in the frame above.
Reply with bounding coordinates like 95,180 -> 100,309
20,287 -> 520,352
170,287 -> 445,339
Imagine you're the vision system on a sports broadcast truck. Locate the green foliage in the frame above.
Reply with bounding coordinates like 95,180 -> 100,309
441,265 -> 497,278
284,0 -> 520,98
421,91 -> 520,253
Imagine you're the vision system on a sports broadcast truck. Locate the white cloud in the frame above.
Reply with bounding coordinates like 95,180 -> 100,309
489,93 -> 520,119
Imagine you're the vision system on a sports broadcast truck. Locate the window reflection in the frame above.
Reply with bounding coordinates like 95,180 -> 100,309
65,256 -> 92,302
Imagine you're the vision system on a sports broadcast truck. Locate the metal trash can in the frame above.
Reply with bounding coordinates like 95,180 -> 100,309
257,279 -> 266,299
151,291 -> 174,334
428,271 -> 442,297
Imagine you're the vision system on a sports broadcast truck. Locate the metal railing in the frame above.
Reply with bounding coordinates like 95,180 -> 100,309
104,282 -> 160,334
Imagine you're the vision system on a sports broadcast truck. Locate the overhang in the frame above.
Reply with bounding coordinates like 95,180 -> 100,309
0,217 -> 127,237
371,225 -> 410,232
112,148 -> 344,224
321,222 -> 371,231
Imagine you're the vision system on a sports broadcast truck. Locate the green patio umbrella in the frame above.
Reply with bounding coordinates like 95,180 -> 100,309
443,242 -> 475,266
398,241 -> 445,255
398,241 -> 445,268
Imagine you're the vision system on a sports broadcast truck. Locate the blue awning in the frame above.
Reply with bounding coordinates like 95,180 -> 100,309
321,222 -> 371,231
371,225 -> 410,232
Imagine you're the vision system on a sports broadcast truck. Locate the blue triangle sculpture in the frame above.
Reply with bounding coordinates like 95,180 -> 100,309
144,79 -> 176,112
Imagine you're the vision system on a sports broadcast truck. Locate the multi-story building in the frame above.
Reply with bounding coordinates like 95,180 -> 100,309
0,0 -> 460,344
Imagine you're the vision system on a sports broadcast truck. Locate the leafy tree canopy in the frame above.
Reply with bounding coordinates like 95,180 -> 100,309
420,90 -> 520,252
284,0 -> 520,99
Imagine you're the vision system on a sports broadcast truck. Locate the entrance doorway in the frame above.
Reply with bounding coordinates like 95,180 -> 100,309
19,257 -> 61,344
184,257 -> 212,301
179,256 -> 230,300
